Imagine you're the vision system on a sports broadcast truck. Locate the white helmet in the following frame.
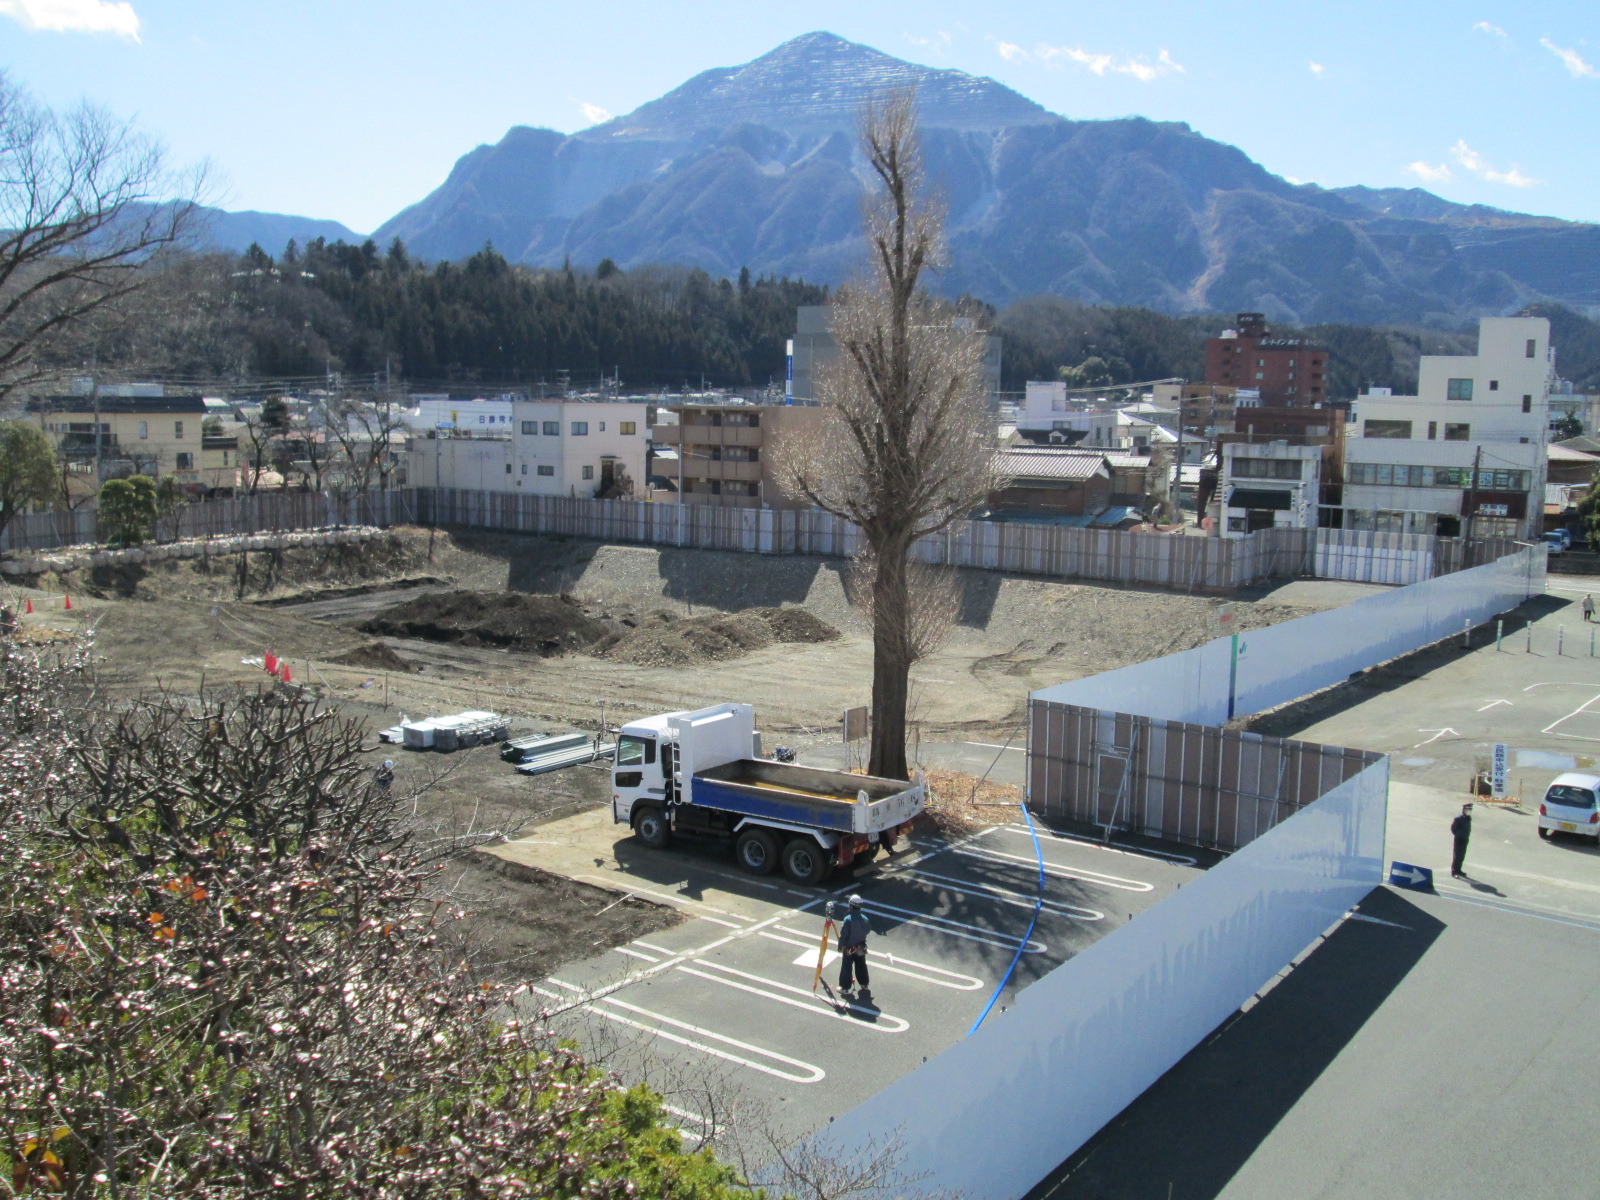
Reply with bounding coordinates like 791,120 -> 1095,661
383,760 -> 394,769
848,894 -> 863,908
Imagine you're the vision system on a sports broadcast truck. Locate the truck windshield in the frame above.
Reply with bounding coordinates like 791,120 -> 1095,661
617,736 -> 655,767
1546,785 -> 1597,810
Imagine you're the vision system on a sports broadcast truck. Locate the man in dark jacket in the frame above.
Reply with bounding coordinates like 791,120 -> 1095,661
1450,804 -> 1473,878
837,894 -> 871,997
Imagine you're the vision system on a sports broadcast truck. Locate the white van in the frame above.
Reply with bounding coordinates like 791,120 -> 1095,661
1539,772 -> 1600,842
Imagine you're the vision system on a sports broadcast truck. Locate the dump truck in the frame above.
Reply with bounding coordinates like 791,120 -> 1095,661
611,702 -> 924,885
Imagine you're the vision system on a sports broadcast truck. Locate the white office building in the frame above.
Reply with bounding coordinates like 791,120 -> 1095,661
1219,443 -> 1322,537
409,400 -> 650,498
1343,317 -> 1553,538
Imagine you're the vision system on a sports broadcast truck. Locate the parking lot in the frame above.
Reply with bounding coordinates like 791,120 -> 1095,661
498,810 -> 1203,1148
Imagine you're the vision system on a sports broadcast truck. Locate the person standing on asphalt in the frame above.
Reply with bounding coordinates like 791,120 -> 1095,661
1450,803 -> 1473,878
1584,595 -> 1595,623
837,894 -> 871,997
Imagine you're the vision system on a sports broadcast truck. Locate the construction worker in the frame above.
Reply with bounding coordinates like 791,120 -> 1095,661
837,894 -> 871,997
375,760 -> 395,793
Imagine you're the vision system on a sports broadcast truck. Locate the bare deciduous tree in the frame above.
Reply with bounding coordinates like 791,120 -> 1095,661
0,72 -> 206,398
772,91 -> 998,779
844,548 -> 962,667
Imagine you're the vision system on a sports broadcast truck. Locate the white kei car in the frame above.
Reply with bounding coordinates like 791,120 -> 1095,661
1538,773 -> 1600,843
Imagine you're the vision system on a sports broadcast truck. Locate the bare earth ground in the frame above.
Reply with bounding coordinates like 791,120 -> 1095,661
4,526 -> 1367,978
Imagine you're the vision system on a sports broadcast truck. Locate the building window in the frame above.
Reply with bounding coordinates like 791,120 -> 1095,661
1428,421 -> 1437,440
138,421 -> 148,439
175,452 -> 193,469
1444,423 -> 1471,441
1522,395 -> 1532,414
1447,378 -> 1474,401
1489,380 -> 1499,391
1256,359 -> 1266,367
620,421 -> 636,435
537,465 -> 554,476
1364,419 -> 1413,439
479,415 -> 487,424
571,421 -> 588,436
1527,339 -> 1538,358
582,465 -> 594,481
521,464 -> 528,475
505,463 -> 512,474
522,420 -> 537,434
1231,458 -> 1303,480
543,421 -> 559,435
174,421 -> 184,439
599,422 -> 605,432
1255,372 -> 1264,381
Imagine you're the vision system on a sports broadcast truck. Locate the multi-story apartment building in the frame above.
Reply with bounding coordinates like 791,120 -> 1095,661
1205,313 -> 1328,406
1342,316 -> 1552,538
649,403 -> 824,507
408,400 -> 650,498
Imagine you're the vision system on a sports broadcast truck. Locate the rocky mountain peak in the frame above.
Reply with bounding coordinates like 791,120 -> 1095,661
580,30 -> 1054,141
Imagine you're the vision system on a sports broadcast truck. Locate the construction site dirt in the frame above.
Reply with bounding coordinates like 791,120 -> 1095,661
5,527 -> 1379,981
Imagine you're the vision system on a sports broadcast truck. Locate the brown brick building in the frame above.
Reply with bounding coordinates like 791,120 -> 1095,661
1205,313 -> 1328,406
650,403 -> 823,508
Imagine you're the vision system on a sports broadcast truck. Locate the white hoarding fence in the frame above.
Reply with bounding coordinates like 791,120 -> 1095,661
804,757 -> 1389,1200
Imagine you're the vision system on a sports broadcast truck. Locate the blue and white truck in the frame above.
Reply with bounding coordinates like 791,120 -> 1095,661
610,702 -> 925,885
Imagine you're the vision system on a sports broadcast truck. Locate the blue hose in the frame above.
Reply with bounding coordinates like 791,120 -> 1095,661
966,800 -> 1045,1036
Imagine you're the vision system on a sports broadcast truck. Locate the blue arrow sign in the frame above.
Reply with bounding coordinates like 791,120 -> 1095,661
1389,861 -> 1434,891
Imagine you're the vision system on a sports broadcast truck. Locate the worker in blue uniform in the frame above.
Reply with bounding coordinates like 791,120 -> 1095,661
837,894 -> 871,997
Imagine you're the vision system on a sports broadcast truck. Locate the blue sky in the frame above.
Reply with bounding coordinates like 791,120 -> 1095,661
1,0 -> 1594,235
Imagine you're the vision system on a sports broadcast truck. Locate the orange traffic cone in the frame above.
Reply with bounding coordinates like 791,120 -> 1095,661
281,664 -> 292,684
24,599 -> 32,614
63,594 -> 72,610
265,651 -> 278,674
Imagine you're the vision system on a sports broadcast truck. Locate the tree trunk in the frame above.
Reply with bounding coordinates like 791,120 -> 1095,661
868,538 -> 913,780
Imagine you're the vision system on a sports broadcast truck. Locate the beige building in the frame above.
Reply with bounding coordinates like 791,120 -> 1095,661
650,403 -> 823,507
27,393 -> 239,491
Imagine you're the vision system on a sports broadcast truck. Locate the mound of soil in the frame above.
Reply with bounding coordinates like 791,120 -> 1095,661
358,589 -> 609,656
594,605 -> 838,668
325,641 -> 416,673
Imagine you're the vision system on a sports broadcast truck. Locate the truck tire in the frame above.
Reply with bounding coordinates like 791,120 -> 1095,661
735,828 -> 780,875
782,837 -> 832,886
633,805 -> 672,849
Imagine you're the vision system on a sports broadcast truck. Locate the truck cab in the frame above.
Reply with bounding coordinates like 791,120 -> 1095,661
610,702 -> 925,886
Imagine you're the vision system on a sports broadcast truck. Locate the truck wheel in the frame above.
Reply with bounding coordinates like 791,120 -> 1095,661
633,806 -> 672,849
782,837 -> 831,886
735,829 -> 779,875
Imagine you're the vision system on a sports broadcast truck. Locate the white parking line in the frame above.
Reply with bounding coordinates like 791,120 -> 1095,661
995,823 -> 1199,866
853,896 -> 1048,953
633,940 -> 680,957
953,845 -> 1156,893
614,945 -> 660,963
904,865 -> 1105,920
962,741 -> 1025,752
677,962 -> 910,1032
763,927 -> 985,990
1542,692 -> 1600,741
540,979 -> 827,1083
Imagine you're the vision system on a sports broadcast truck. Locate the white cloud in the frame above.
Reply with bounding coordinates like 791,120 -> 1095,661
0,0 -> 139,38
1540,37 -> 1599,79
1472,21 -> 1508,38
1451,139 -> 1539,186
1405,161 -> 1453,184
576,101 -> 611,126
906,30 -> 953,56
995,40 -> 1029,63
1308,60 -> 1325,76
1037,44 -> 1185,81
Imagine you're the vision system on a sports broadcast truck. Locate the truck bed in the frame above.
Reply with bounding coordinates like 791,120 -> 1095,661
689,759 -> 923,835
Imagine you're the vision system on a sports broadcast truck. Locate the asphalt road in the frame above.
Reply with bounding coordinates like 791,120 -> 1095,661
1028,884 -> 1600,1200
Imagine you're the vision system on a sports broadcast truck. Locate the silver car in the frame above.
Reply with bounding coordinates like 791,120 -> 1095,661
1538,772 -> 1600,843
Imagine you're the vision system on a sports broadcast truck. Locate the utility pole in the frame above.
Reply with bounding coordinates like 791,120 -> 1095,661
1462,443 -> 1484,566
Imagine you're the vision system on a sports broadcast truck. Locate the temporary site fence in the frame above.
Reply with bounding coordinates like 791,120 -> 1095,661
808,738 -> 1388,1200
0,490 -> 419,554
808,547 -> 1548,1196
2,484 -> 1519,594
